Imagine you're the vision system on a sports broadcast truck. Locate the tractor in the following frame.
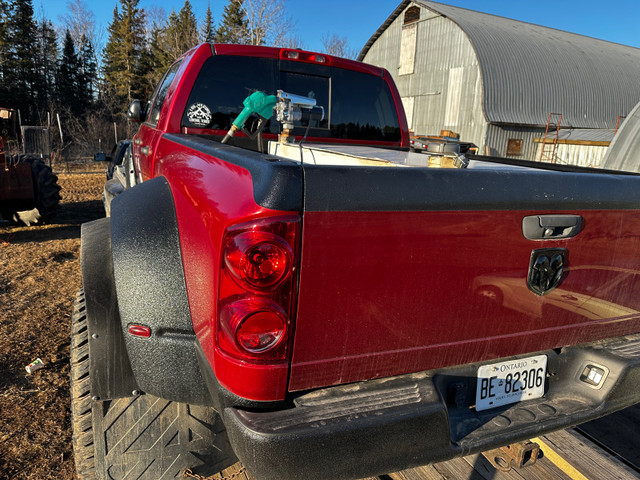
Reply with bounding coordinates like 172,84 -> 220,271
0,107 -> 61,225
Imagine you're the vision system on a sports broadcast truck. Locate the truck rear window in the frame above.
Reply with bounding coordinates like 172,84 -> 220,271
181,55 -> 401,142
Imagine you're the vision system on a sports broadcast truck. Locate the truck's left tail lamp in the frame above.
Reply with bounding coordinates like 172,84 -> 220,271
218,216 -> 300,362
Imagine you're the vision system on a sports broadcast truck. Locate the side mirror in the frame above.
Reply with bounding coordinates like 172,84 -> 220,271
127,100 -> 143,123
93,152 -> 108,162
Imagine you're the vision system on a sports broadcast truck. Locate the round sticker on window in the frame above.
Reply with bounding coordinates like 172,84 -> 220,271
187,103 -> 212,127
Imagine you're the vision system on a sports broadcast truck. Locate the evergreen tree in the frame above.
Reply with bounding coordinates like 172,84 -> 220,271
201,3 -> 214,43
145,0 -> 198,89
58,29 -> 83,116
102,0 -> 148,111
165,1 -> 199,59
4,0 -> 38,122
34,19 -> 58,111
79,35 -> 97,105
0,0 -> 9,104
215,0 -> 248,44
148,18 -> 173,76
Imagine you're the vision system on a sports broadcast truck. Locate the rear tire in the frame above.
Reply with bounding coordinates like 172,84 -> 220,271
70,289 -> 237,479
70,289 -> 96,478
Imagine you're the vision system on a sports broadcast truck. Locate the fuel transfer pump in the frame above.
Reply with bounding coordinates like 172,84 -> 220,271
221,90 -> 324,149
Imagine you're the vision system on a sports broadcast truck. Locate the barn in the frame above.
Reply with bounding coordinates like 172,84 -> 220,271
359,1 -> 640,166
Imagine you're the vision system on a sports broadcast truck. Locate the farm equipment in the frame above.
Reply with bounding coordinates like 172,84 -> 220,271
0,107 -> 61,225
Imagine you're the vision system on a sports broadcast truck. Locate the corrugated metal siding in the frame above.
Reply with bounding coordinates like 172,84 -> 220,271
363,5 -> 487,148
543,129 -> 615,143
534,142 -> 609,168
361,1 -> 640,130
484,125 -> 544,159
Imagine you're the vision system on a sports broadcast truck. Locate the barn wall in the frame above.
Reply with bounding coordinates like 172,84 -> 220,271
362,3 -> 487,148
484,124 -> 544,159
533,142 -> 609,168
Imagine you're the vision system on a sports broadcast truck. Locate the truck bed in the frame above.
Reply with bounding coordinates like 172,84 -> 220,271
251,142 -> 640,391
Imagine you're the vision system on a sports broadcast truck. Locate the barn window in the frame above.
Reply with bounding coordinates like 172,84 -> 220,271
404,6 -> 420,24
507,138 -> 523,155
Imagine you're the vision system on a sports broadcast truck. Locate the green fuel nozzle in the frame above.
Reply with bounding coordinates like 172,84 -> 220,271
221,91 -> 277,143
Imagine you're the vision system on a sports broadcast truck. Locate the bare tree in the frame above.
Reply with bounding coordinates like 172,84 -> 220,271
60,0 -> 99,57
321,33 -> 358,59
241,0 -> 296,47
144,6 -> 167,44
280,34 -> 305,50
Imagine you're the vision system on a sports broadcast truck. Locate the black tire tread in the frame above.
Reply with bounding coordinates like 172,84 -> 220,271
10,156 -> 62,225
70,289 -> 237,479
70,289 -> 97,478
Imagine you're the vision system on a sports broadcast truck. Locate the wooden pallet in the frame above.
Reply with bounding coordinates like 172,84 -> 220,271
386,428 -> 640,480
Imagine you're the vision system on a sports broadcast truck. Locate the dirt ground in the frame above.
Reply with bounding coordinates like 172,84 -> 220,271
0,170 -> 105,480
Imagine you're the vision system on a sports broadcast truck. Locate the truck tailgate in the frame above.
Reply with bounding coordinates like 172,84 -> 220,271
289,163 -> 640,391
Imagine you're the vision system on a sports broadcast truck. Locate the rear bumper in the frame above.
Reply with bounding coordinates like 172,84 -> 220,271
223,333 -> 640,480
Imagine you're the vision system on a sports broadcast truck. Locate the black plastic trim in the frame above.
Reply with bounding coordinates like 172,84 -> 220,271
224,333 -> 640,480
302,162 -> 640,212
468,153 -> 640,176
163,133 -> 303,212
80,218 -> 139,400
110,177 -> 212,405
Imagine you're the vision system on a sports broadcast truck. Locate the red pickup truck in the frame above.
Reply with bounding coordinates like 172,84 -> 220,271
72,43 -> 640,480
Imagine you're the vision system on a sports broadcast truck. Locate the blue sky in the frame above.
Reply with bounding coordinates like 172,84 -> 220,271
39,0 -> 640,54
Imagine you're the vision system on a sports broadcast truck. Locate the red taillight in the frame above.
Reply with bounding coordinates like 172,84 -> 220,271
238,311 -> 285,352
221,299 -> 287,354
217,215 -> 299,363
225,232 -> 293,291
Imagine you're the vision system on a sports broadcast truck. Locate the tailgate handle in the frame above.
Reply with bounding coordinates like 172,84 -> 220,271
522,215 -> 583,240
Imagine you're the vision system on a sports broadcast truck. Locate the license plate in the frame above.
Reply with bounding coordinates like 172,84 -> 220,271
475,355 -> 547,411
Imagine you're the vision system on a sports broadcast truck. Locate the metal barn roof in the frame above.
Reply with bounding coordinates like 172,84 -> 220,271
360,1 -> 640,129
541,129 -> 615,143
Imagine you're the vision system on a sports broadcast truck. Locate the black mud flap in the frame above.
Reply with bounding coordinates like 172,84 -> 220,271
92,393 -> 237,479
81,217 -> 139,400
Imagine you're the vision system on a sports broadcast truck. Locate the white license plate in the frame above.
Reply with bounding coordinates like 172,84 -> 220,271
475,355 -> 547,411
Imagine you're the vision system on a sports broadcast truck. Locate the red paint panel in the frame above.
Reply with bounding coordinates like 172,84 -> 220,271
289,210 -> 640,391
133,124 -> 160,181
383,70 -> 410,147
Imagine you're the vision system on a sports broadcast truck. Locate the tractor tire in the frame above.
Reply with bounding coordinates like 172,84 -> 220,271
70,289 -> 237,480
4,156 -> 61,225
25,156 -> 61,221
